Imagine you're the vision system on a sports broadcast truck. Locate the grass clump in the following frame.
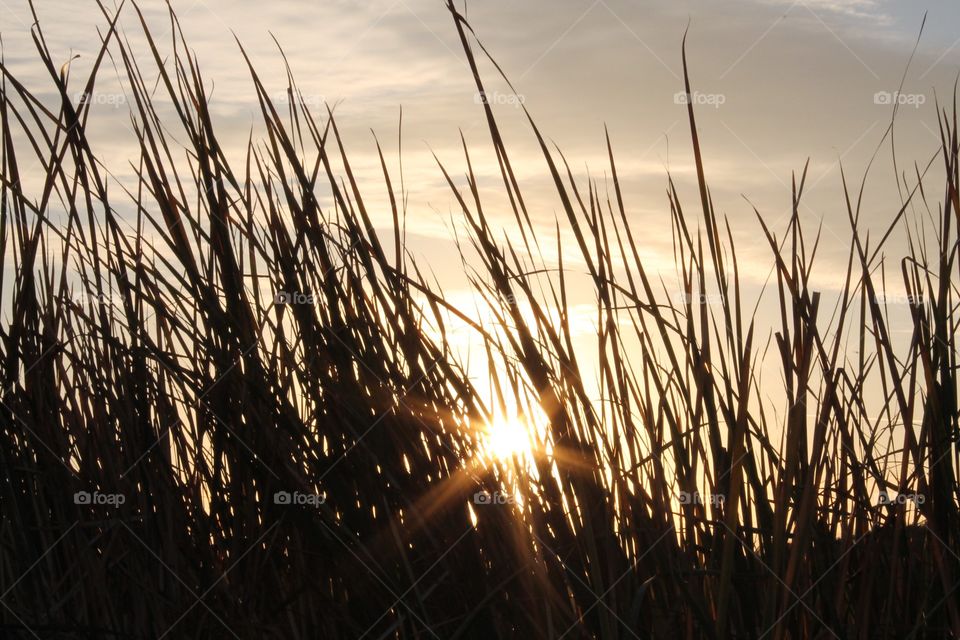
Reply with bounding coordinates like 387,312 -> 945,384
0,1 -> 957,638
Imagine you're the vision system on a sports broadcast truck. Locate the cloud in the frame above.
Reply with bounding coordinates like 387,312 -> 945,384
758,0 -> 893,24
1,0 -> 955,288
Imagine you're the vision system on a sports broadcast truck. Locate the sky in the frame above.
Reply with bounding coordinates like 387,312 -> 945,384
2,0 -> 960,381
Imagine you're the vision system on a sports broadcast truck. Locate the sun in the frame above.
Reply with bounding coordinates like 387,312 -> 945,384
479,415 -> 534,463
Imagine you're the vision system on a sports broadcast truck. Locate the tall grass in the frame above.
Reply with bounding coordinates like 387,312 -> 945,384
0,1 -> 957,637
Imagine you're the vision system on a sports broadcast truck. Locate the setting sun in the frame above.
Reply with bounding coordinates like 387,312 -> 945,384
479,416 -> 534,463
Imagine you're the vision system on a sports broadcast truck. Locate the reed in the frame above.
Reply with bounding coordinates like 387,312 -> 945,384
0,1 -> 957,637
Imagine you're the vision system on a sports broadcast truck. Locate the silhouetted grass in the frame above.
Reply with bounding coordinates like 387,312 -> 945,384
0,1 -> 957,638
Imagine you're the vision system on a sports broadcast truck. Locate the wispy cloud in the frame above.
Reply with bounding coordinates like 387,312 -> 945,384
760,0 -> 893,24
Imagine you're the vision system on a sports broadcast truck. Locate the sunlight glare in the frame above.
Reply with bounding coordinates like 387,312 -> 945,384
480,415 -> 533,463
